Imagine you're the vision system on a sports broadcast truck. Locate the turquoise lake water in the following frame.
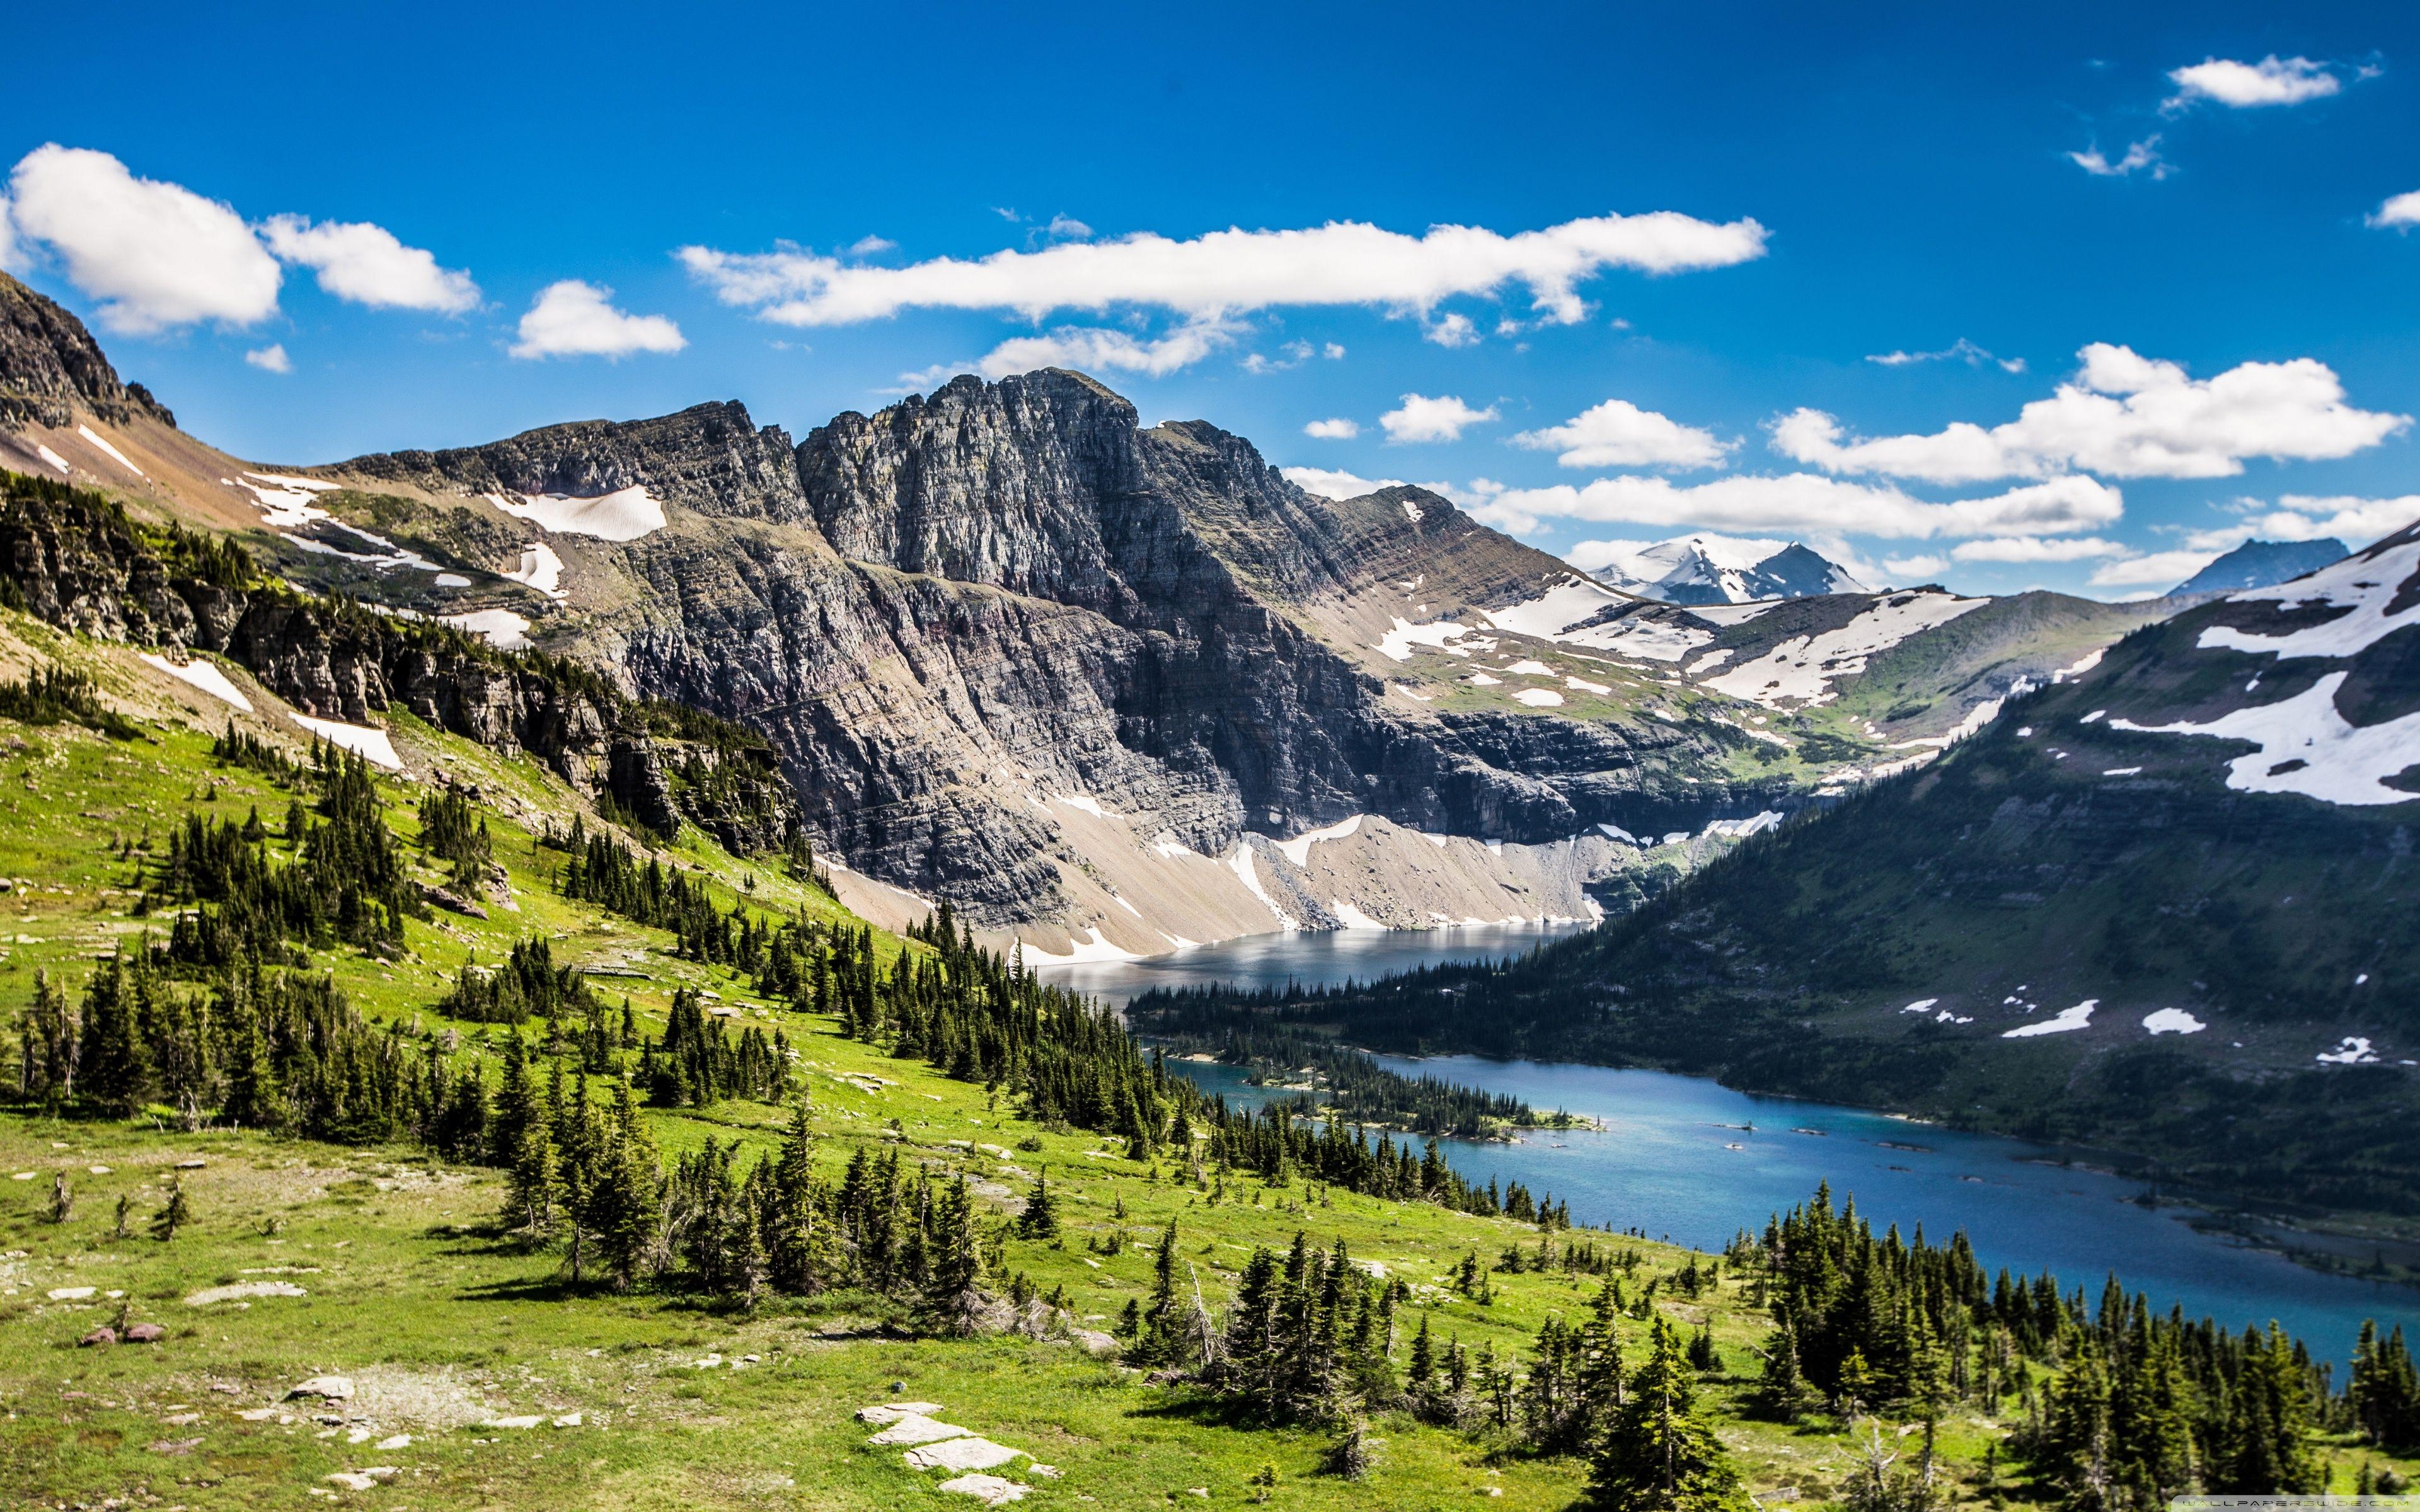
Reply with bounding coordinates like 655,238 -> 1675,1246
1039,927 -> 2418,1365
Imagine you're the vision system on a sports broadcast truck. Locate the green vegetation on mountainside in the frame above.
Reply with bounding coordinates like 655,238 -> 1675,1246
0,601 -> 2412,1510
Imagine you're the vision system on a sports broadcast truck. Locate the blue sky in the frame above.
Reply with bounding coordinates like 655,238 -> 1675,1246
6,0 -> 2420,597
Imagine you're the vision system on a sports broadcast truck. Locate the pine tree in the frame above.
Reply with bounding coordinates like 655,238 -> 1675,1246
151,1176 -> 191,1243
1132,1220 -> 1190,1366
507,1120 -> 558,1241
928,1175 -> 984,1327
1016,1169 -> 1059,1240
1589,1317 -> 1748,1512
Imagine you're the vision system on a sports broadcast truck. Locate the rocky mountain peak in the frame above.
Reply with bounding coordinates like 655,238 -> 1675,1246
0,272 -> 176,430
334,399 -> 809,522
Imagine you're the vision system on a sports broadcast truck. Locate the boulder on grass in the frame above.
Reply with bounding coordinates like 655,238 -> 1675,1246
124,1322 -> 167,1343
79,1326 -> 116,1347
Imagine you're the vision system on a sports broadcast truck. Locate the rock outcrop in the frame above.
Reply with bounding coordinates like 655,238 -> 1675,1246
0,272 -> 176,431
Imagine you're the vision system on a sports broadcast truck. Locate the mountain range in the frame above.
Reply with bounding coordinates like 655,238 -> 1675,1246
2173,536 -> 2353,597
1589,532 -> 1871,604
1141,520 -> 2420,1218
1,268 -> 2190,965
5,266 -> 2420,1222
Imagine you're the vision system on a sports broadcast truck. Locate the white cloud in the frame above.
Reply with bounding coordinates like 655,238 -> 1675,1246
1512,398 -> 1729,470
980,316 -> 1236,379
0,198 -> 18,272
1564,538 -> 1659,572
244,343 -> 292,374
4,144 -> 280,333
1381,393 -> 1497,444
1949,535 -> 2128,563
847,234 -> 897,256
1866,338 -> 2025,374
1303,418 -> 1359,440
2166,55 -> 2341,110
677,210 -> 1769,330
1424,311 -> 1480,347
2244,494 -> 2420,549
2070,137 -> 2170,180
1323,342 -> 1345,360
1044,214 -> 1092,241
2089,549 -> 2220,588
1772,344 -> 2407,483
1468,471 -> 2123,540
1283,466 -> 1403,501
509,280 -> 686,360
2368,191 -> 2420,230
259,215 -> 478,313
1881,554 -> 1949,580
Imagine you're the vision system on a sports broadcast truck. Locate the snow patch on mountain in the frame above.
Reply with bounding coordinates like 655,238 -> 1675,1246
1589,533 -> 1869,605
1701,591 -> 1988,708
2196,536 -> 2420,662
2003,999 -> 2097,1038
481,484 -> 667,541
2109,672 -> 2420,806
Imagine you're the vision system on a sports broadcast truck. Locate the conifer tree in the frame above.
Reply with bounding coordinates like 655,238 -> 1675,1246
1016,1169 -> 1059,1240
151,1176 -> 192,1243
1589,1317 -> 1748,1512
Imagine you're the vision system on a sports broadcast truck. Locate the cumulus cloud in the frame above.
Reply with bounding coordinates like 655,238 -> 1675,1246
260,215 -> 478,313
1564,538 -> 1660,572
244,343 -> 292,374
1466,471 -> 2124,540
1282,466 -> 1404,500
2165,55 -> 2341,110
3,144 -> 280,333
1044,214 -> 1092,241
677,210 -> 1769,332
847,234 -> 897,256
2089,549 -> 2221,588
1949,535 -> 2128,563
1381,393 -> 1498,444
2368,190 -> 2420,229
980,317 -> 1236,379
509,280 -> 685,360
2070,137 -> 2170,180
1512,398 -> 1729,469
1424,312 -> 1480,347
1772,344 -> 2407,484
2242,493 -> 2420,549
1303,418 -> 1360,440
1881,554 -> 1949,580
1867,338 -> 2024,374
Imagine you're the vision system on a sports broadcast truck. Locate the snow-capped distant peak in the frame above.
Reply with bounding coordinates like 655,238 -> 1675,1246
1586,533 -> 1869,605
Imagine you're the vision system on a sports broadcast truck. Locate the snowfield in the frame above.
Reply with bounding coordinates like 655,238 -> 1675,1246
141,653 -> 253,712
441,609 -> 534,651
2198,536 -> 2420,661
2109,672 -> 2420,806
482,484 -> 667,541
1702,591 -> 1987,708
2003,999 -> 2098,1038
291,715 -> 403,770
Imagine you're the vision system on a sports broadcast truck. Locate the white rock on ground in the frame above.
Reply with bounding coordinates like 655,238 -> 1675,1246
286,1377 -> 355,1400
867,1414 -> 975,1446
905,1437 -> 1027,1472
481,1415 -> 543,1430
936,1474 -> 1030,1506
188,1281 -> 308,1305
856,1402 -> 945,1424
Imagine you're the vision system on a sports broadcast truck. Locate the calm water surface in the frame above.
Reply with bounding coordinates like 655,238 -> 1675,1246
1046,927 -> 2418,1365
1032,920 -> 1587,1002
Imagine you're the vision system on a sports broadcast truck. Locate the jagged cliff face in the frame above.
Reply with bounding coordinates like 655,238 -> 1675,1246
0,272 -> 175,431
289,366 -> 1777,936
6,273 -> 2119,951
339,401 -> 810,524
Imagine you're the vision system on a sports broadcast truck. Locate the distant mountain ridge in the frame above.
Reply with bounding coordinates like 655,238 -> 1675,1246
1589,532 -> 1869,604
2173,537 -> 2349,597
